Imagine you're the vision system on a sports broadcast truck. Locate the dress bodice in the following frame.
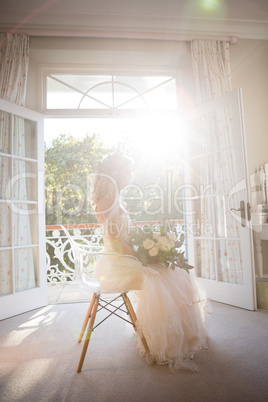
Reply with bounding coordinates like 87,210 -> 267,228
102,202 -> 132,252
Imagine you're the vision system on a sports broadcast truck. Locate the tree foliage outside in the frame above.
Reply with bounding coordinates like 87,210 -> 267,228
45,133 -> 108,225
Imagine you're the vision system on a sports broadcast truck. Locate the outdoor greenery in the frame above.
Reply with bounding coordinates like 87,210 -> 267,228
45,133 -> 107,225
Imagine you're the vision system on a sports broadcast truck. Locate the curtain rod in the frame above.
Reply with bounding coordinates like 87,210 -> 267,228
0,28 -> 239,44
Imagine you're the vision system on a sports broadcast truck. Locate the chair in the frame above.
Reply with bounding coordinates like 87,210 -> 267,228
61,226 -> 149,372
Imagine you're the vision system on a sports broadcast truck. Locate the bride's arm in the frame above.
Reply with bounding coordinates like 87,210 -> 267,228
96,197 -> 138,258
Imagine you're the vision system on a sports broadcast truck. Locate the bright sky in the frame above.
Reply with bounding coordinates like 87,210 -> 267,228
45,118 -> 124,146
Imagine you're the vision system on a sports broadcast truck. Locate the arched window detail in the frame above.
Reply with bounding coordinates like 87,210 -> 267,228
46,74 -> 177,111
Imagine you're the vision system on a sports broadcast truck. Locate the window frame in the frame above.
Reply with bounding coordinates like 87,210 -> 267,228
39,64 -> 182,118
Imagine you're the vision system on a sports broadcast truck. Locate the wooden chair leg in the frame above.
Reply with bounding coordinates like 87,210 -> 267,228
122,293 -> 150,355
78,293 -> 96,343
77,295 -> 99,373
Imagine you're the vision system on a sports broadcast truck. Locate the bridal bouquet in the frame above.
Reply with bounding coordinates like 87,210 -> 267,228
130,225 -> 193,271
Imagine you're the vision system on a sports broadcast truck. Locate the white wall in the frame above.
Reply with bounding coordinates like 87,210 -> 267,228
230,39 -> 268,176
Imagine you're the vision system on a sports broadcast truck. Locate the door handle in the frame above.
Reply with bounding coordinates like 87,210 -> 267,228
230,200 -> 246,227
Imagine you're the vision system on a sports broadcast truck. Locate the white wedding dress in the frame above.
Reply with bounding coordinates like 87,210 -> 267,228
94,205 -> 209,372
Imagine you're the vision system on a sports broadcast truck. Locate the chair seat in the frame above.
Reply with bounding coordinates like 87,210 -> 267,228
78,276 -> 101,294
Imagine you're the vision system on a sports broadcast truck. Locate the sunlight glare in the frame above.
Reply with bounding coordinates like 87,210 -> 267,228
44,116 -> 184,161
134,116 -> 183,160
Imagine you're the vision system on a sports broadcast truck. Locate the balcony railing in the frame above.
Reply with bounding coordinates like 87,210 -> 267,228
46,220 -> 184,284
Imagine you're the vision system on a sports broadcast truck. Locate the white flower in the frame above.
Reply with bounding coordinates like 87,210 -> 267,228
149,245 -> 159,257
157,236 -> 168,245
160,242 -> 172,252
169,240 -> 175,248
143,238 -> 155,250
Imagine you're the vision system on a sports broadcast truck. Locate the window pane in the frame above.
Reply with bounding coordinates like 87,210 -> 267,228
217,239 -> 243,284
24,119 -> 37,159
187,117 -> 207,158
190,154 -> 213,190
79,83 -> 113,109
13,204 -> 38,246
51,75 -> 111,93
0,111 -> 11,154
215,195 -> 240,238
0,250 -> 12,296
46,74 -> 177,111
195,239 -> 216,280
115,75 -> 172,93
47,76 -> 81,109
13,160 -> 37,201
0,156 -> 11,200
193,197 -> 215,237
143,79 -> 177,109
47,75 -> 113,109
14,247 -> 37,292
13,116 -> 37,159
0,204 -> 11,246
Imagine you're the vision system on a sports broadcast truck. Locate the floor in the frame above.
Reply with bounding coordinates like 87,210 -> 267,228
48,282 -> 121,304
2,290 -> 268,402
48,282 -> 92,304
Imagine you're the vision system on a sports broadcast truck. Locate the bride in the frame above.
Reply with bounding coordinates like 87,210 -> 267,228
91,153 -> 209,372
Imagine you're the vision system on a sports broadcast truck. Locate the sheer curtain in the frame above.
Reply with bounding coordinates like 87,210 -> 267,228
190,40 -> 242,284
0,33 -> 35,294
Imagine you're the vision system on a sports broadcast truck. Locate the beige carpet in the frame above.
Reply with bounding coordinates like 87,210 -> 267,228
0,301 -> 268,402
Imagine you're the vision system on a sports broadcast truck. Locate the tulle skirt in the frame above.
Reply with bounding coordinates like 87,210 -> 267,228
94,255 -> 209,372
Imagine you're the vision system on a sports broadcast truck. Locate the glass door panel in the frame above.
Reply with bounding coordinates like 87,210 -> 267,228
217,239 -> 243,284
13,204 -> 38,246
13,116 -> 37,159
215,195 -> 240,238
0,156 -> 11,199
185,89 -> 256,310
13,160 -> 37,201
0,204 -> 11,247
0,250 -> 12,295
14,247 -> 38,292
195,239 -> 216,280
0,111 -> 11,154
0,99 -> 46,319
192,197 -> 215,237
189,100 -> 242,284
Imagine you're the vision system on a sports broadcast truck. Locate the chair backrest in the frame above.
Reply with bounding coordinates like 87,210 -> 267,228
61,225 -> 142,294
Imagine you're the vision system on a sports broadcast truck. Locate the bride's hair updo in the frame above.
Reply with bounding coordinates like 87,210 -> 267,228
91,152 -> 133,210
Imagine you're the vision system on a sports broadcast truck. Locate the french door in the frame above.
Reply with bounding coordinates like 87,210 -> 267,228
184,89 -> 256,310
0,99 -> 47,320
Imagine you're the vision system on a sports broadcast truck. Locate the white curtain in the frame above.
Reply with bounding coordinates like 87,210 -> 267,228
0,33 -> 35,294
0,33 -> 29,105
191,40 -> 242,284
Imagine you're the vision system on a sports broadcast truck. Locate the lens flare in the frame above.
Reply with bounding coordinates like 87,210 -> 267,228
201,0 -> 219,9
